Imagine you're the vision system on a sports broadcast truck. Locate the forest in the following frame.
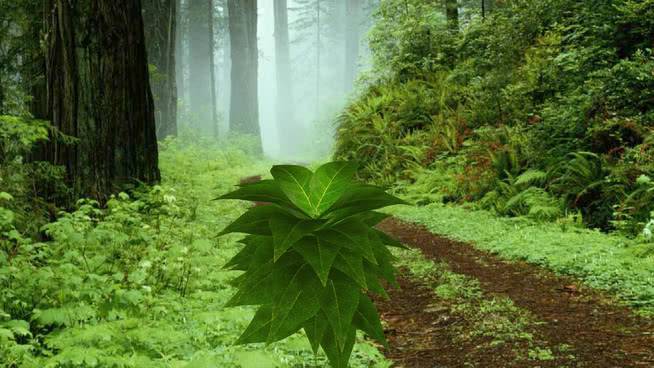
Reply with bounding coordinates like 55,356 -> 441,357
1,0 -> 654,367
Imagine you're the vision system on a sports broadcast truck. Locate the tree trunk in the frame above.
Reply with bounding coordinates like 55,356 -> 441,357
228,0 -> 260,147
344,0 -> 362,92
208,0 -> 219,137
143,0 -> 178,139
176,0 -> 186,118
274,0 -> 297,155
445,0 -> 459,31
483,0 -> 493,18
188,0 -> 212,131
45,0 -> 160,201
316,0 -> 321,118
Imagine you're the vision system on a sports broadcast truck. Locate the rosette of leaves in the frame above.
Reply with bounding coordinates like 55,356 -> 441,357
217,162 -> 407,367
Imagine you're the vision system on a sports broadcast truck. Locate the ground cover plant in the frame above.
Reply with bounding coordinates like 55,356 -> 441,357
0,137 -> 391,368
388,202 -> 654,314
335,0 -> 654,237
217,162 -> 406,367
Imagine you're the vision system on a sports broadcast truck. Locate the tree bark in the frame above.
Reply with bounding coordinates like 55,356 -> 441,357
188,0 -> 212,130
208,0 -> 219,137
228,0 -> 260,147
274,0 -> 296,154
143,0 -> 178,139
45,0 -> 160,201
175,0 -> 186,116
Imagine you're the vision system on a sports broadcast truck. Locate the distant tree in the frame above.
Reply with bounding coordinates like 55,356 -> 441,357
187,0 -> 214,130
274,0 -> 299,154
208,0 -> 219,137
345,0 -> 363,92
143,0 -> 178,139
228,0 -> 260,146
446,0 -> 459,31
43,0 -> 160,200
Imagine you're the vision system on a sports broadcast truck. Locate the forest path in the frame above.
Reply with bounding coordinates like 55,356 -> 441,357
376,218 -> 654,368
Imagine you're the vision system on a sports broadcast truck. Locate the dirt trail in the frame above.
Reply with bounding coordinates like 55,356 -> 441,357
377,218 -> 654,368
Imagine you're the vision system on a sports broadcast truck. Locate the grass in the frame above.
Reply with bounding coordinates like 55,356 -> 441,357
388,202 -> 654,315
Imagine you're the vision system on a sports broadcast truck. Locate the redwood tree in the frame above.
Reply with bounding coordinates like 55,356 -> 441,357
274,0 -> 297,154
188,0 -> 213,130
228,0 -> 260,146
143,0 -> 178,139
45,0 -> 160,200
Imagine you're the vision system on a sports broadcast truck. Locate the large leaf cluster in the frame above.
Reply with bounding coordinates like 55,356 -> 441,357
217,162 -> 406,367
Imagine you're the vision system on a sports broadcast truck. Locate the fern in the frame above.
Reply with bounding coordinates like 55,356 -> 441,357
514,169 -> 548,187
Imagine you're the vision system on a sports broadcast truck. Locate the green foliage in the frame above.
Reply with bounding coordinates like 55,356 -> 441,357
390,202 -> 654,314
0,140 -> 391,368
335,0 -> 654,234
0,115 -> 71,237
218,162 -> 406,367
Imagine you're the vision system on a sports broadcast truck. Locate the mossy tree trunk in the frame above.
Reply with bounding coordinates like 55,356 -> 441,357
45,0 -> 160,201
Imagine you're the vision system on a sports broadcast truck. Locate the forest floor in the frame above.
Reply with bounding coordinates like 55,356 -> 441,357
11,142 -> 652,367
375,219 -> 654,368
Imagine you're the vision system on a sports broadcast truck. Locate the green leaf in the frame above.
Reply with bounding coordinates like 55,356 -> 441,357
353,295 -> 387,347
325,184 -> 407,220
320,325 -> 357,368
236,305 -> 274,344
321,272 -> 360,351
228,252 -> 303,307
218,179 -> 292,207
309,161 -> 359,215
270,216 -> 323,261
271,165 -> 316,216
224,235 -> 271,270
333,250 -> 367,289
219,162 -> 401,368
371,242 -> 398,287
293,236 -> 340,286
226,261 -> 275,306
371,228 -> 408,249
303,313 -> 329,354
357,211 -> 391,227
268,265 -> 323,342
364,265 -> 389,299
324,219 -> 377,265
218,206 -> 288,236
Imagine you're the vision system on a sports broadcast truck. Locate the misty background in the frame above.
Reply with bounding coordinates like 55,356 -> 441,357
170,0 -> 378,160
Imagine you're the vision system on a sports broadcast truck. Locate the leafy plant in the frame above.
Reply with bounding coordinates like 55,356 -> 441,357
217,161 -> 407,367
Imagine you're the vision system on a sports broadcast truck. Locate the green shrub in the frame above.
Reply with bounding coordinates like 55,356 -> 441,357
217,162 -> 406,367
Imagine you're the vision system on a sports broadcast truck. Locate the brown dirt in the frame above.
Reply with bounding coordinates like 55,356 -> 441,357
376,218 -> 654,368
373,274 -> 536,368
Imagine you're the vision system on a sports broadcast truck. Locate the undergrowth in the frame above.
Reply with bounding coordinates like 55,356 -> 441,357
388,203 -> 654,315
0,136 -> 390,367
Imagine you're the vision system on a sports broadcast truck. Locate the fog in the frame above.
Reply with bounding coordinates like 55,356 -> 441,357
176,0 -> 375,160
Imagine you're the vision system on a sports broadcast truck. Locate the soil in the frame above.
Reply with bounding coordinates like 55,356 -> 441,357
376,218 -> 654,368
